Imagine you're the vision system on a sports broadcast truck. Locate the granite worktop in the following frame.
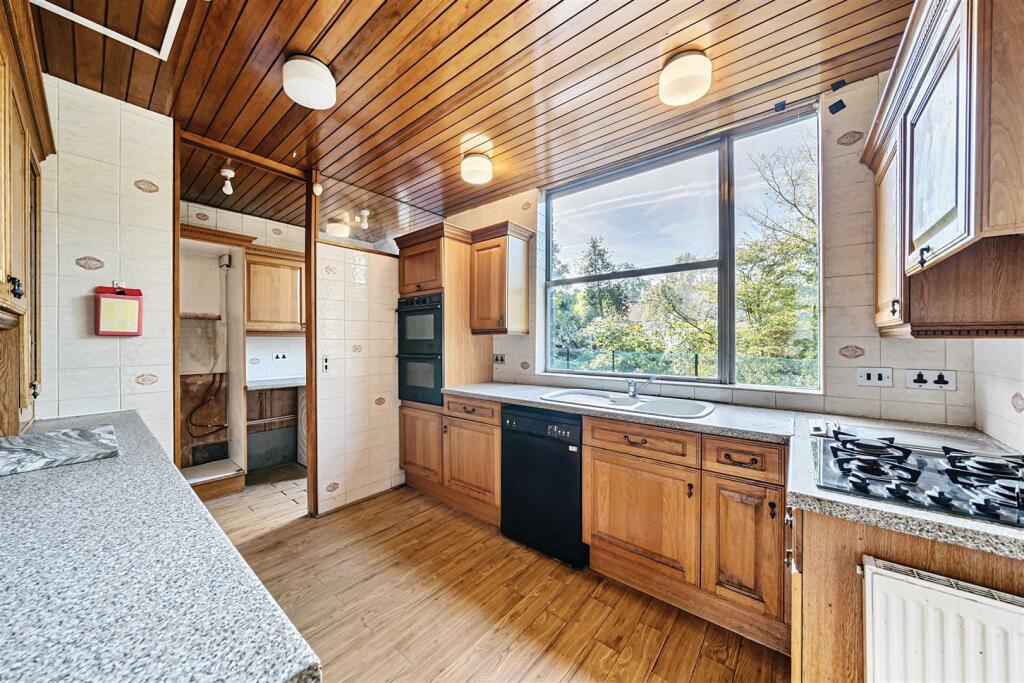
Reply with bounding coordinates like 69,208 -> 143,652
0,410 -> 320,682
444,382 -> 1024,560
247,376 -> 306,390
443,382 -> 795,443
787,414 -> 1024,561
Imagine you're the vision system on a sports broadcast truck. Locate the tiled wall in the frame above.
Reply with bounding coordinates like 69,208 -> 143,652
245,336 -> 306,380
38,75 -> 175,452
452,77 -> 975,425
181,201 -> 305,252
974,340 -> 1024,449
314,242 -> 400,514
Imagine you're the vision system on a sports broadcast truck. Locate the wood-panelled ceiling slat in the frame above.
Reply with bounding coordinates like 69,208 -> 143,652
34,0 -> 909,237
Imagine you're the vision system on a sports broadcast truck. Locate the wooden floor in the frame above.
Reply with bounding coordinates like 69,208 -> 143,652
206,466 -> 790,683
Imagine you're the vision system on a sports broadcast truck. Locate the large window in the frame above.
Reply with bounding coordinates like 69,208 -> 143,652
546,112 -> 819,389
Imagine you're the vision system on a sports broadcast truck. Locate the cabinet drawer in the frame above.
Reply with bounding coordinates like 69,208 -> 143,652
582,417 -> 699,466
702,435 -> 785,485
443,396 -> 500,425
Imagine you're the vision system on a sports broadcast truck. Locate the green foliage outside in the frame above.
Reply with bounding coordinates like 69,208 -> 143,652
548,129 -> 819,389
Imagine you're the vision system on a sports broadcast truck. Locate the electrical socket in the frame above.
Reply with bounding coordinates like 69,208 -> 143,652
905,369 -> 957,391
857,367 -> 892,387
493,353 -> 506,364
272,353 -> 289,362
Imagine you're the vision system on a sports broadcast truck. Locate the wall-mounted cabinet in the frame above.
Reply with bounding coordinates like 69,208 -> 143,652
468,222 -> 532,335
245,250 -> 305,334
864,0 -> 1024,337
0,0 -> 55,434
398,238 -> 443,295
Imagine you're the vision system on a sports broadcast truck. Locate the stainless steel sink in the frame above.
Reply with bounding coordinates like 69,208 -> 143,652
539,389 -> 714,419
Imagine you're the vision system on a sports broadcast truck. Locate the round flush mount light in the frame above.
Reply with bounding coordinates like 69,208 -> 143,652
658,50 -> 712,106
282,55 -> 336,110
460,153 -> 493,184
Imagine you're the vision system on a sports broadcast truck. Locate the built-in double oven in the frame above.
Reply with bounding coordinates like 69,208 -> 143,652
397,293 -> 443,405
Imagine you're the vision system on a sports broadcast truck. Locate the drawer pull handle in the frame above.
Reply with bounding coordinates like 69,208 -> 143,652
769,501 -> 777,519
723,451 -> 758,467
623,435 -> 648,447
687,483 -> 693,498
462,406 -> 477,414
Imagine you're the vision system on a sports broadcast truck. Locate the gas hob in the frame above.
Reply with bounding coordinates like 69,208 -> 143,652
810,420 -> 1023,528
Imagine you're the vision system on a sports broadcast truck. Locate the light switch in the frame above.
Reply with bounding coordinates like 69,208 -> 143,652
857,367 -> 892,387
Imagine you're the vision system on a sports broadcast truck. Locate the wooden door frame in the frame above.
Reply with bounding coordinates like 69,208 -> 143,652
303,169 -> 319,516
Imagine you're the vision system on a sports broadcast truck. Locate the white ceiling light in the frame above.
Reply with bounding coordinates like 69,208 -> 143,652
460,153 -> 493,184
282,55 -> 336,110
658,50 -> 712,106
220,168 -> 235,196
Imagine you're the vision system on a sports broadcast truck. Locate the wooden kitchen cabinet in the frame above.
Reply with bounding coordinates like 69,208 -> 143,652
469,222 -> 531,335
873,138 -> 907,329
400,406 -> 443,483
583,446 -> 700,586
245,252 -> 305,333
700,472 -> 785,620
442,415 -> 500,506
398,238 -> 443,294
5,89 -> 28,317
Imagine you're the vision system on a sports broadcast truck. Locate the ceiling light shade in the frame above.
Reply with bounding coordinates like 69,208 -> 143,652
658,50 -> 712,106
460,153 -> 492,184
282,55 -> 336,110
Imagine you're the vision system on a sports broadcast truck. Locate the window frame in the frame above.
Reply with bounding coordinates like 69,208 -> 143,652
543,105 -> 820,389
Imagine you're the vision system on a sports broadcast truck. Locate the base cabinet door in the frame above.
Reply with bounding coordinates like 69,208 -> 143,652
700,472 -> 784,619
583,446 -> 700,585
442,415 -> 499,505
399,407 -> 443,483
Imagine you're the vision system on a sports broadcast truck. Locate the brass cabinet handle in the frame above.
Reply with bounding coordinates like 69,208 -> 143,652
723,451 -> 758,467
623,435 -> 648,447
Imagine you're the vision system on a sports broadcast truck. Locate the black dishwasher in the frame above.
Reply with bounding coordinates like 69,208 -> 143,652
501,405 -> 588,569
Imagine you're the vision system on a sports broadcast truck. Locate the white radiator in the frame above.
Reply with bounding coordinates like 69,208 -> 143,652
863,556 -> 1024,683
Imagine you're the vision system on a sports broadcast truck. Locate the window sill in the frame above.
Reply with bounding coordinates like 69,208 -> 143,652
533,370 -> 823,396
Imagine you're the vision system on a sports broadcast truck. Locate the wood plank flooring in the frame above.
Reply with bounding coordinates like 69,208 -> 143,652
206,465 -> 790,683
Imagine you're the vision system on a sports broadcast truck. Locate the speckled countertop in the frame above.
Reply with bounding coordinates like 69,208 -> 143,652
0,410 -> 320,682
443,383 -> 795,443
246,376 -> 306,390
787,414 -> 1024,561
444,382 -> 1024,561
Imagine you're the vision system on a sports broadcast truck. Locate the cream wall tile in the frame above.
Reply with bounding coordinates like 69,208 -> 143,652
121,366 -> 173,395
880,337 -> 945,369
60,183 -> 118,221
823,305 -> 875,337
881,400 -> 946,424
823,274 -> 872,307
58,152 -> 118,193
59,214 -> 118,251
823,243 -> 872,277
824,396 -> 880,418
823,336 -> 880,367
57,86 -> 118,135
775,392 -> 825,413
58,120 -> 118,164
58,367 -> 120,400
120,195 -> 172,232
121,139 -> 172,178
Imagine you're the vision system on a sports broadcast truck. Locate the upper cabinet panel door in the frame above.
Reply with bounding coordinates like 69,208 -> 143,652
7,97 -> 28,316
583,446 -> 700,585
700,472 -> 784,620
874,138 -> 906,328
904,5 -> 970,274
469,237 -> 506,332
399,239 -> 443,295
246,255 -> 305,333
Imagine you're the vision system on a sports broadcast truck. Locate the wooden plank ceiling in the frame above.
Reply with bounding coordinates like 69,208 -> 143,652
33,0 -> 911,236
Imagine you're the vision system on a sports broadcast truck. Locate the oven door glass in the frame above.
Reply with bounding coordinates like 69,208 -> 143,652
398,354 -> 443,405
399,309 -> 442,355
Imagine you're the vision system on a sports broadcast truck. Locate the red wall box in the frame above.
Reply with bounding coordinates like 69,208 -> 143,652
94,287 -> 144,336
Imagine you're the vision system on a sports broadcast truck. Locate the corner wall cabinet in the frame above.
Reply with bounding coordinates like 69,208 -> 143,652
468,221 -> 532,335
864,0 -> 1024,336
245,249 -> 305,334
